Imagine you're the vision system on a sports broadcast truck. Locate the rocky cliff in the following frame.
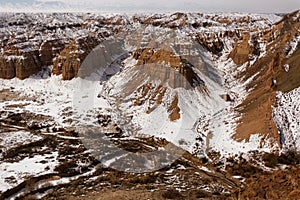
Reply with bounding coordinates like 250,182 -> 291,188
0,11 -> 299,148
1,11 -> 300,199
232,10 -> 300,145
0,12 -> 280,80
52,35 -> 102,80
0,13 -> 125,79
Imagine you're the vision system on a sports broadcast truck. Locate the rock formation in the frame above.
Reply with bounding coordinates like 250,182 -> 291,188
53,35 -> 102,80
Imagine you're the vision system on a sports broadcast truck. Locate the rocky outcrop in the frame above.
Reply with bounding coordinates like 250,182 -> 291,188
0,40 -> 41,79
0,12 -> 280,80
228,33 -> 253,65
39,39 -> 68,67
233,10 -> 300,144
133,48 -> 205,89
0,57 -> 16,79
239,166 -> 300,199
142,12 -> 188,28
0,13 -> 118,79
195,33 -> 225,55
133,48 -> 182,69
0,37 -> 71,79
52,35 -> 102,80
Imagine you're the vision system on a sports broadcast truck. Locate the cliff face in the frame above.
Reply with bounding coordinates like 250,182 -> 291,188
141,12 -> 188,28
39,39 -> 67,67
228,33 -> 253,65
232,10 -> 300,144
0,13 -> 124,79
53,35 -> 102,80
0,12 -> 276,80
0,39 -> 41,79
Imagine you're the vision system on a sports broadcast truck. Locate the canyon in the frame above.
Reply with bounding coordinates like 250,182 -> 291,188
0,10 -> 300,199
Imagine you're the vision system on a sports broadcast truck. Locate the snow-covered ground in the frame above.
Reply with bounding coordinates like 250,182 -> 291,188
0,131 -> 42,151
0,151 -> 58,193
273,87 -> 300,151
0,72 -> 109,128
0,73 -> 104,192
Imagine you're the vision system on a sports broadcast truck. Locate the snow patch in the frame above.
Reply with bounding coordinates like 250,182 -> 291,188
0,152 -> 58,193
273,87 -> 300,151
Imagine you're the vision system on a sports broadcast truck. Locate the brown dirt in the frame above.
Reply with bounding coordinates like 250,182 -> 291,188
167,95 -> 181,121
234,88 -> 279,144
67,189 -> 160,200
0,88 -> 37,102
232,52 -> 281,144
134,48 -> 182,70
153,85 -> 167,105
229,32 -> 253,65
66,188 -> 225,200
238,167 -> 300,200
275,45 -> 300,93
0,89 -> 20,101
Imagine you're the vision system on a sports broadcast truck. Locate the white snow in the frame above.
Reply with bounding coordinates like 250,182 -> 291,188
284,64 -> 290,72
208,107 -> 277,156
0,152 -> 58,193
273,87 -> 300,151
286,33 -> 300,57
0,131 -> 42,152
0,73 -> 109,129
